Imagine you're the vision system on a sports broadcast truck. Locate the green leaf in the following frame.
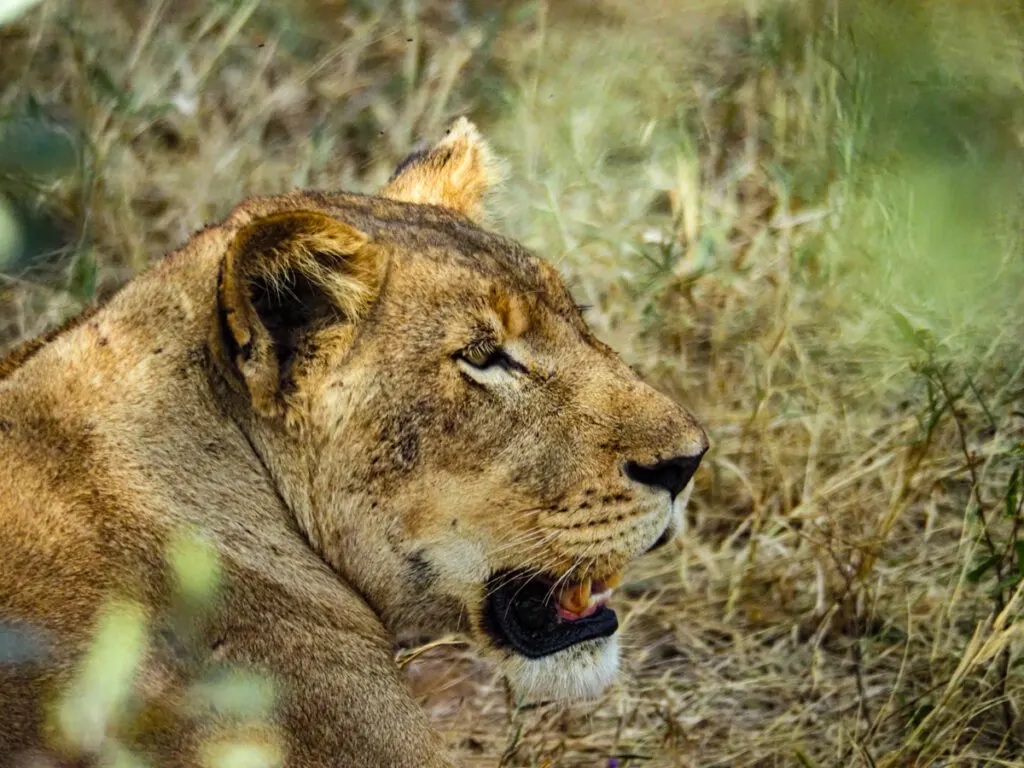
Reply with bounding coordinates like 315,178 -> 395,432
1015,541 -> 1024,577
167,531 -> 221,606
910,702 -> 935,727
87,64 -> 139,115
57,600 -> 148,750
67,248 -> 97,302
891,309 -> 924,349
967,554 -> 1000,583
88,63 -> 123,106
994,572 -> 1024,592
0,116 -> 80,178
0,196 -> 20,269
1007,467 -> 1021,519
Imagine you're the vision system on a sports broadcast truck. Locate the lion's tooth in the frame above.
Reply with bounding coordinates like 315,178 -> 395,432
578,578 -> 592,609
556,591 -> 571,612
559,578 -> 592,614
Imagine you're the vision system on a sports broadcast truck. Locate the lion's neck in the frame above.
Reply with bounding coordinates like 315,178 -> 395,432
6,239 -> 303,546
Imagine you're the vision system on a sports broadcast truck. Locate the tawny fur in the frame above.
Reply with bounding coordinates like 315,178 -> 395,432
0,120 -> 706,767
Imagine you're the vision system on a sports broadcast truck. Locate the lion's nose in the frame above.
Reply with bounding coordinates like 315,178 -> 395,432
624,450 -> 706,499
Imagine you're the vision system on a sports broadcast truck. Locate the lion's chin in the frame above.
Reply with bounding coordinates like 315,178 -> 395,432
500,634 -> 620,703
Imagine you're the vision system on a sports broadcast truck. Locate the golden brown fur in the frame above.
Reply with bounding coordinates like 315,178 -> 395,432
0,118 -> 707,766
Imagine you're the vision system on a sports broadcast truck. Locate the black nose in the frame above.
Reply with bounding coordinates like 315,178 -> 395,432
625,452 -> 705,498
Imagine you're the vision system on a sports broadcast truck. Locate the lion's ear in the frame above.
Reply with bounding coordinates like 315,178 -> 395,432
380,117 -> 504,223
215,210 -> 382,416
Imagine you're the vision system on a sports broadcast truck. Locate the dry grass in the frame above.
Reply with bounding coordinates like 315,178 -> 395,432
2,1 -> 1023,766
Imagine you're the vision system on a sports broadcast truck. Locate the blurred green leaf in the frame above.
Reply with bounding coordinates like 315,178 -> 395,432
0,195 -> 22,269
106,743 -> 151,768
57,600 -> 149,751
993,572 -> 1023,592
202,741 -> 282,768
188,669 -> 275,721
0,109 -> 83,274
67,247 -> 97,302
1007,467 -> 1021,519
167,530 -> 221,607
0,117 -> 80,178
967,555 -> 1000,583
910,702 -> 935,727
890,310 -> 924,351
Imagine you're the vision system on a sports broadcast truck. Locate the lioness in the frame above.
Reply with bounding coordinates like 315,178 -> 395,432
0,119 -> 707,766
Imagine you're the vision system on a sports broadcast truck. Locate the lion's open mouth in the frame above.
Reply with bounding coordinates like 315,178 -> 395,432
483,570 -> 622,658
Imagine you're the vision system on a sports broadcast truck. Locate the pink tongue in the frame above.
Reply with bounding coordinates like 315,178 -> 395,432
557,602 -> 600,621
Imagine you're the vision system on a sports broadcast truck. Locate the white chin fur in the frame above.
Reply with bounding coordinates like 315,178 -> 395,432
501,634 -> 620,703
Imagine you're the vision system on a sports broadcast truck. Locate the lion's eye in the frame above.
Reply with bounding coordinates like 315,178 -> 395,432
459,345 -> 508,370
455,344 -> 528,376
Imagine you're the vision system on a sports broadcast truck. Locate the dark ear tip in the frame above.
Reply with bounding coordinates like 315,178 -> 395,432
379,118 -> 503,221
388,147 -> 431,183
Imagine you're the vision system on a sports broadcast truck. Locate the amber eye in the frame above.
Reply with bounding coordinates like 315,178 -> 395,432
455,342 -> 530,376
458,344 -> 507,370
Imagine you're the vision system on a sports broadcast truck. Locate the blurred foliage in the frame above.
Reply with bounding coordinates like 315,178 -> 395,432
0,108 -> 81,272
54,599 -> 149,757
752,0 -> 1024,365
829,1 -> 1024,365
1,0 -> 1024,764
43,530 -> 282,765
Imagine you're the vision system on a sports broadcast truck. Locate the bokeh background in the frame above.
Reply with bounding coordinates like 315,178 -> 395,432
2,0 -> 1023,765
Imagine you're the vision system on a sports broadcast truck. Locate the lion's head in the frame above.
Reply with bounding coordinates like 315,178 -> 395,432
212,119 -> 708,702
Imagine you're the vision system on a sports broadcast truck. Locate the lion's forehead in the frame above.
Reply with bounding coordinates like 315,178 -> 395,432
372,220 -> 549,302
226,192 -> 582,331
352,221 -> 580,337
303,193 -> 536,276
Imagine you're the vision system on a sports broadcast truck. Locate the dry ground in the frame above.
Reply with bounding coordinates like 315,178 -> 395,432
1,1 -> 1023,766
